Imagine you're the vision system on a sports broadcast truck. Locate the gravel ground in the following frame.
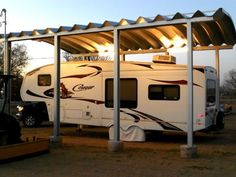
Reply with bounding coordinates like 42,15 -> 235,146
0,110 -> 236,177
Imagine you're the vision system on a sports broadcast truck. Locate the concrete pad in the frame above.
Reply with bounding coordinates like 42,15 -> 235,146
49,136 -> 63,148
180,145 -> 197,158
107,140 -> 123,152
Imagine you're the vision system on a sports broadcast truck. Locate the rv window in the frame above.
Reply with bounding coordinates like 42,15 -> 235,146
38,74 -> 51,86
207,80 -> 216,104
149,85 -> 180,100
105,78 -> 137,108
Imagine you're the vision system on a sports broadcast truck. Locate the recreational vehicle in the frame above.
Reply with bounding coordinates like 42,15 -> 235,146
17,57 -> 223,141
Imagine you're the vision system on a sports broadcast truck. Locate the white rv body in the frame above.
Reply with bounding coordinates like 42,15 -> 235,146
20,61 -> 217,140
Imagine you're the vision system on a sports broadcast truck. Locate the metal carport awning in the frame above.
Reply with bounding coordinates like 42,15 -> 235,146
1,8 -> 236,155
3,8 -> 236,53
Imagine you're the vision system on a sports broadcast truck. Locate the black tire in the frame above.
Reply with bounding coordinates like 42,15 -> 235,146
23,115 -> 40,128
216,111 -> 224,130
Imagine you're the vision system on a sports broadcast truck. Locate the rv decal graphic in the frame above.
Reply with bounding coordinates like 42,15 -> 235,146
78,65 -> 102,77
43,87 -> 73,98
27,87 -> 104,104
61,73 -> 92,79
134,63 -> 153,69
44,88 -> 54,97
61,65 -> 102,79
28,83 -> 73,98
119,109 -> 182,131
60,83 -> 72,98
26,90 -> 50,99
120,110 -> 141,123
72,98 -> 104,105
72,84 -> 95,92
129,109 -> 182,131
150,79 -> 202,87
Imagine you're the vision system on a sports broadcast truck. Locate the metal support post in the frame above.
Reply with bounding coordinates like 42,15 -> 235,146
180,20 -> 197,158
1,9 -> 11,115
51,35 -> 61,143
2,9 -> 8,74
113,29 -> 120,142
215,49 -> 220,112
187,20 -> 194,148
3,41 -> 11,115
108,29 -> 123,152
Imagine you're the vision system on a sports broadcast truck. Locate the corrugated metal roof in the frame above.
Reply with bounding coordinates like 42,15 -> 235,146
1,8 -> 236,54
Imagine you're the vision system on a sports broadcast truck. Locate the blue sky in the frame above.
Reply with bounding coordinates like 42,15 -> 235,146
0,0 -> 236,82
2,0 -> 236,31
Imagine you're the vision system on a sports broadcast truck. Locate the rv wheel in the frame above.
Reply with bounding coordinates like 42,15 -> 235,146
23,115 -> 39,128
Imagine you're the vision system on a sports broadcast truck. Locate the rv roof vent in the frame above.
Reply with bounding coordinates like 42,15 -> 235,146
153,55 -> 176,64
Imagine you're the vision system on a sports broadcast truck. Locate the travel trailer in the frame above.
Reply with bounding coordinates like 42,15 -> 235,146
17,56 -> 223,141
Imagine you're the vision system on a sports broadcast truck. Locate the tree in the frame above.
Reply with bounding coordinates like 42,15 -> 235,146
221,69 -> 236,96
62,50 -> 111,61
0,43 -> 29,100
62,51 -> 73,61
0,43 -> 29,75
62,51 -> 83,61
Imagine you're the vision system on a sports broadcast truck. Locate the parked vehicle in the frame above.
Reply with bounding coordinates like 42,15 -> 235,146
16,101 -> 49,127
220,103 -> 233,115
0,75 -> 22,145
18,55 -> 223,141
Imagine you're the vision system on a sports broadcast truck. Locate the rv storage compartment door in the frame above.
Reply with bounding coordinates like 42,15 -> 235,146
64,109 -> 83,119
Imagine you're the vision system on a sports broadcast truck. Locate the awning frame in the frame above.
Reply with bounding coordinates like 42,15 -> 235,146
2,9 -> 236,155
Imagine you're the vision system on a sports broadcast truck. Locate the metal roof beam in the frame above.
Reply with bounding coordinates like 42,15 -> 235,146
5,34 -> 54,42
57,26 -> 114,37
116,17 -> 214,30
193,45 -> 233,51
3,26 -> 115,42
121,48 -> 167,55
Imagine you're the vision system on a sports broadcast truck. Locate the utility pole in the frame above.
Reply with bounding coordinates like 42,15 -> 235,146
0,9 -> 10,115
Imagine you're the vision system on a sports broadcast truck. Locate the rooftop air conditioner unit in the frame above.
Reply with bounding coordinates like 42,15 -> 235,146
153,55 -> 176,64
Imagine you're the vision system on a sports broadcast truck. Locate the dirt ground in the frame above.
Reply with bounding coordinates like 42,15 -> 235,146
0,109 -> 236,177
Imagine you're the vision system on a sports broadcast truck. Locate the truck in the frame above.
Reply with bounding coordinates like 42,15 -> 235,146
17,55 -> 223,141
